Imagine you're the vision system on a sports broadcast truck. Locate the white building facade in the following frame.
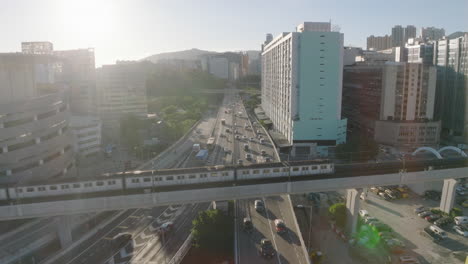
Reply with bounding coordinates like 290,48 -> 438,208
70,116 -> 102,157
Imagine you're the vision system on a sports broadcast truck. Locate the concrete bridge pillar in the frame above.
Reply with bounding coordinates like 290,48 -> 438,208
346,188 -> 361,234
56,215 -> 73,248
440,179 -> 457,214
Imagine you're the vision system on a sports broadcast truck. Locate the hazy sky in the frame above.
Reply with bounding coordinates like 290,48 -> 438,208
1,0 -> 466,66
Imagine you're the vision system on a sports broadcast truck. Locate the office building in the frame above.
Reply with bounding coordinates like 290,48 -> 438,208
343,62 -> 440,149
70,116 -> 102,157
96,62 -> 149,131
54,48 -> 96,114
404,25 -> 417,42
421,27 -> 445,41
0,53 -> 75,184
406,41 -> 434,64
367,35 -> 392,51
392,25 -> 405,47
433,33 -> 468,143
261,22 -> 347,158
21,42 -> 53,55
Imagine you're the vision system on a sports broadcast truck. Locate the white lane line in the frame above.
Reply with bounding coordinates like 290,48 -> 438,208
263,198 -> 282,264
277,198 -> 304,264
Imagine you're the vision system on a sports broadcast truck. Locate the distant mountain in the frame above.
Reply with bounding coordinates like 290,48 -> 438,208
447,31 -> 468,39
142,48 -> 217,63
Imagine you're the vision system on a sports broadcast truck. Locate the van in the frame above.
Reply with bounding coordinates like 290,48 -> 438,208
429,225 -> 448,238
454,216 -> 468,225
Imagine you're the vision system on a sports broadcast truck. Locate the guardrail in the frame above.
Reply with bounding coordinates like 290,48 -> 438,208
167,233 -> 194,264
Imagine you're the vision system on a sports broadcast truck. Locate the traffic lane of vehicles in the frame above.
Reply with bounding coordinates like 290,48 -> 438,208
361,191 -> 468,263
237,199 -> 280,264
264,196 -> 307,264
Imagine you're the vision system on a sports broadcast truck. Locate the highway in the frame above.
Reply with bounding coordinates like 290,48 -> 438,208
231,91 -> 309,264
47,91 -> 231,264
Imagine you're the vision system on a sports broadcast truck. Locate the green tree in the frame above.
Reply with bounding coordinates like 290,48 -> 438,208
191,209 -> 233,255
120,114 -> 144,150
328,202 -> 347,229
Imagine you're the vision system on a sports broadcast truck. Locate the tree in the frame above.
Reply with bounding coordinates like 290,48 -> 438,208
120,114 -> 145,150
191,209 -> 233,256
335,135 -> 379,162
328,202 -> 347,229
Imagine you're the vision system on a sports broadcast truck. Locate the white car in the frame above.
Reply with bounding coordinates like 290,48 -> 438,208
364,216 -> 378,224
453,225 -> 468,237
454,216 -> 468,225
359,210 -> 369,218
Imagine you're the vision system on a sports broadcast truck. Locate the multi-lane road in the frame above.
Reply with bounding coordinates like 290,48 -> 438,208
225,90 -> 309,264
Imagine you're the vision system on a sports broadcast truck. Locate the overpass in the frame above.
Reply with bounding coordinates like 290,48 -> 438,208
0,165 -> 465,221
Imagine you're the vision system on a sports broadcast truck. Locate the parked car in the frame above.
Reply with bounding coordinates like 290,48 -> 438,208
359,210 -> 370,218
454,216 -> 468,225
421,227 -> 444,243
429,225 -> 448,239
399,255 -> 421,264
418,211 -> 432,218
414,206 -> 428,214
453,225 -> 468,237
425,214 -> 441,223
456,186 -> 466,196
260,239 -> 275,258
434,217 -> 452,227
238,159 -> 243,165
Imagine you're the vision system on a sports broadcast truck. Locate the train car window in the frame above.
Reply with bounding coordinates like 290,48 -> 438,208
143,178 -> 151,182
38,187 -> 46,191
166,176 -> 174,180
263,169 -> 270,173
242,170 -> 249,175
273,168 -> 280,172
107,180 -> 116,185
131,179 -> 140,183
61,185 -> 69,189
253,170 -> 260,174
17,188 -> 23,193
222,172 -> 229,176
96,181 -> 104,186
26,187 -> 34,192
302,167 -> 309,171
210,173 -> 218,177
200,174 -> 207,178
73,184 -> 81,188
84,183 -> 92,187
177,175 -> 185,179
320,165 -> 327,169
189,174 -> 196,179
49,186 -> 58,190
312,166 -> 318,170
282,168 -> 289,172
292,167 -> 300,171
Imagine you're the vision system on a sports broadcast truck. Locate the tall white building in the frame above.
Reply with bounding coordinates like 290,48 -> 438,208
70,116 -> 102,157
261,22 -> 347,158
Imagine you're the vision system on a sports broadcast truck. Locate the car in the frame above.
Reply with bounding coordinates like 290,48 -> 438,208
260,238 -> 275,258
244,144 -> 249,151
379,192 -> 391,201
453,225 -> 468,237
454,216 -> 468,225
359,210 -> 370,218
418,211 -> 432,218
429,225 -> 448,238
265,157 -> 271,163
421,227 -> 444,243
434,217 -> 452,227
243,218 -> 253,233
256,130 -> 261,134
456,186 -> 466,195
274,219 -> 286,233
425,214 -> 441,223
158,221 -> 174,235
364,216 -> 379,224
111,233 -> 132,249
259,138 -> 265,144
238,159 -> 243,165
249,137 -> 254,142
225,128 -> 230,133
254,200 -> 264,212
235,135 -> 240,139
370,187 -> 379,193
261,150 -> 266,156
414,206 -> 428,214
245,153 -> 252,160
242,135 -> 247,140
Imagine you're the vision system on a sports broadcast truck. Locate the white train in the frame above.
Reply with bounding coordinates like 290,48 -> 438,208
0,160 -> 333,202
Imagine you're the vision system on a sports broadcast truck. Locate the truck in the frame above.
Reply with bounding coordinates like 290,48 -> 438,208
207,137 -> 215,150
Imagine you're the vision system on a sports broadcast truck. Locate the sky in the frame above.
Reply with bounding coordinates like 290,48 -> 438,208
1,0 -> 466,66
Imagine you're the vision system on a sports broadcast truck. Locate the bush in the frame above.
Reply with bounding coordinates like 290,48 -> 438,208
328,203 -> 347,229
450,208 -> 463,217
191,209 -> 234,255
